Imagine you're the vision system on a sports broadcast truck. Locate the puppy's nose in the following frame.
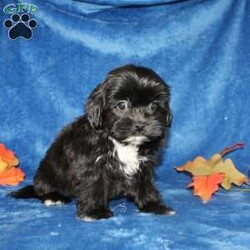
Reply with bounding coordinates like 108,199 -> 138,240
134,123 -> 145,132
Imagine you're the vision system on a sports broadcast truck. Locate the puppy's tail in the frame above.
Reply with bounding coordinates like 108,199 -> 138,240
9,185 -> 39,199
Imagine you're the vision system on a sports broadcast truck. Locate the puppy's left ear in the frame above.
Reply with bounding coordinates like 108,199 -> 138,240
85,83 -> 105,130
166,110 -> 173,127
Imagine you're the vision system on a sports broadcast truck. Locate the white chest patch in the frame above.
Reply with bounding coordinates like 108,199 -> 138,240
111,138 -> 147,177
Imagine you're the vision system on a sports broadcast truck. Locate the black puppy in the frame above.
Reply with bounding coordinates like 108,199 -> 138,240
10,65 -> 174,221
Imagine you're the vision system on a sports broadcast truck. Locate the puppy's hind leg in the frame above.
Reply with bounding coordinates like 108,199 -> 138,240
42,193 -> 72,206
33,160 -> 72,206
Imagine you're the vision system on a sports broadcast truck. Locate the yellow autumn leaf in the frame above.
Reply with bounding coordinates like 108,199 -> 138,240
213,158 -> 248,189
0,158 -> 8,172
207,154 -> 222,167
176,143 -> 249,200
177,153 -> 248,189
176,156 -> 214,176
176,143 -> 248,201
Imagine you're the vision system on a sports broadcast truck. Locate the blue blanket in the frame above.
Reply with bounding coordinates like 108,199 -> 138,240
1,0 -> 249,249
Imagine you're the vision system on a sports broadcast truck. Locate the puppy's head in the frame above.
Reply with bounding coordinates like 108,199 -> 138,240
86,65 -> 172,145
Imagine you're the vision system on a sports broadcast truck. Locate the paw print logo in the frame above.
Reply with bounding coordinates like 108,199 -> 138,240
3,13 -> 37,40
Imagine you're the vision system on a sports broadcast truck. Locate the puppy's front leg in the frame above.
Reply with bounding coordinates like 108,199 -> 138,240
76,173 -> 113,221
134,168 -> 175,216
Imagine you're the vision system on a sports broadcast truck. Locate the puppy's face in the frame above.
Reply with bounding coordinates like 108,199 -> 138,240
86,65 -> 172,145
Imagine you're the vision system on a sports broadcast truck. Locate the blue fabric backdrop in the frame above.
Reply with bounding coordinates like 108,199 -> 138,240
0,0 -> 249,249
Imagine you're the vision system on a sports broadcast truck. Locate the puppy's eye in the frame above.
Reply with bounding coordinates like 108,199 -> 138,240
116,101 -> 128,111
149,102 -> 159,112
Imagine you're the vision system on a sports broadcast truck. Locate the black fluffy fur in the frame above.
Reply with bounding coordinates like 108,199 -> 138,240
10,65 -> 174,221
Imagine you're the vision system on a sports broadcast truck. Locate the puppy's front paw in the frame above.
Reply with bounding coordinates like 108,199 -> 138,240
78,208 -> 114,222
140,203 -> 175,216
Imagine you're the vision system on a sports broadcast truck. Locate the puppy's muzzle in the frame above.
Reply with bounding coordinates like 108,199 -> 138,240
133,123 -> 146,133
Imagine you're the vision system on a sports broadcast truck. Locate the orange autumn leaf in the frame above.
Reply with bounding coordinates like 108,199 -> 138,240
0,144 -> 19,169
0,167 -> 25,186
187,173 -> 225,202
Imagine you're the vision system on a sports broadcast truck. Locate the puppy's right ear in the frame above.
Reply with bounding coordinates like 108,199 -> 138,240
85,83 -> 105,130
